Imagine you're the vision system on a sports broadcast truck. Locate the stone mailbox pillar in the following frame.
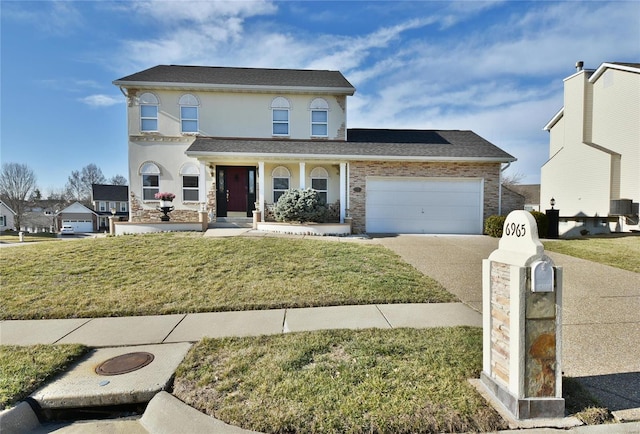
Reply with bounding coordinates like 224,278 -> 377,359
481,210 -> 564,419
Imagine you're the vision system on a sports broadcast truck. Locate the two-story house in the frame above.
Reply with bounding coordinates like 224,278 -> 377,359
542,62 -> 640,236
91,184 -> 129,231
113,65 -> 515,234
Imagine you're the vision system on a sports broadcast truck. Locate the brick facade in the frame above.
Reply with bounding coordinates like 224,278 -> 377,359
130,192 -> 200,223
348,161 -> 501,233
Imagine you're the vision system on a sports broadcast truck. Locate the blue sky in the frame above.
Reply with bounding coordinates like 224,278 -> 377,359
2,0 -> 639,195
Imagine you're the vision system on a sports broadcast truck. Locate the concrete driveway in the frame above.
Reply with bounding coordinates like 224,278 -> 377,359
373,234 -> 640,415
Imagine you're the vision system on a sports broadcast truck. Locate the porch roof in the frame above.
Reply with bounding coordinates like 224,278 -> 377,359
185,130 -> 515,162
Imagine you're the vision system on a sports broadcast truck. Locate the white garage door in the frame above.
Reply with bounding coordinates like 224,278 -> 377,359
62,220 -> 94,233
366,177 -> 483,234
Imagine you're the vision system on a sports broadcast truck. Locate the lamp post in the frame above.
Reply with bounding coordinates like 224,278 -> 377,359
546,197 -> 559,239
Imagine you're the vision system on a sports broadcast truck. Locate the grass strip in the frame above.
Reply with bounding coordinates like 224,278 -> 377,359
173,327 -> 507,434
543,236 -> 640,273
0,234 -> 454,320
0,344 -> 87,409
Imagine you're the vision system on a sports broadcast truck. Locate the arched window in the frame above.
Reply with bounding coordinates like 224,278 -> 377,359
309,98 -> 329,137
272,166 -> 291,203
179,163 -> 200,201
310,167 -> 329,204
139,93 -> 159,132
178,94 -> 199,133
271,97 -> 290,136
140,162 -> 160,200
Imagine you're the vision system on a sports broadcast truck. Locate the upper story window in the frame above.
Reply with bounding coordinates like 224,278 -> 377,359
98,201 -> 107,212
119,202 -> 128,212
271,97 -> 290,136
272,166 -> 291,203
139,93 -> 159,132
180,163 -> 200,202
310,98 -> 329,137
179,94 -> 199,133
140,161 -> 160,200
310,167 -> 329,204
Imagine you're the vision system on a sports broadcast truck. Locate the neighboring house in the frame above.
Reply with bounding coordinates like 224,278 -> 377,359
508,184 -> 540,212
56,202 -> 98,233
113,65 -> 515,234
500,185 -> 526,215
91,184 -> 129,231
0,200 -> 16,231
542,61 -> 639,236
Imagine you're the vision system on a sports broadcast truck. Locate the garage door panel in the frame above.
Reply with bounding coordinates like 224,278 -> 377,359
366,178 -> 483,234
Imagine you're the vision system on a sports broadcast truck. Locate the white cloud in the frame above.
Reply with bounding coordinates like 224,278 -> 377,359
79,94 -> 122,107
108,0 -> 638,184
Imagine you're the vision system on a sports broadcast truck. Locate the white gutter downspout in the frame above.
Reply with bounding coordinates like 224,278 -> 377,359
499,162 -> 511,215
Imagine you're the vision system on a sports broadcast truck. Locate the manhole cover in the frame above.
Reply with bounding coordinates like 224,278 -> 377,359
95,352 -> 155,376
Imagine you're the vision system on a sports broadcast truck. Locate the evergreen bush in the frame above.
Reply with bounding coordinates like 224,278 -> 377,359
530,210 -> 548,239
273,189 -> 328,223
484,215 -> 506,237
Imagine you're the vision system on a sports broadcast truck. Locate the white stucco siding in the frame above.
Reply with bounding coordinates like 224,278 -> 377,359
128,90 -> 346,140
591,69 -> 640,203
129,140 -> 205,211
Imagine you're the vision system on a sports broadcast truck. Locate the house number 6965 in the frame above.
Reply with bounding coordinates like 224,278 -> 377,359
505,222 -> 526,237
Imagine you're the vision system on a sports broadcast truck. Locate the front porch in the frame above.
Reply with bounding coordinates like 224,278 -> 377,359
200,161 -> 349,225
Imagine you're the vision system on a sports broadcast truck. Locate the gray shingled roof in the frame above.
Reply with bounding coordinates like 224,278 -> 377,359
113,65 -> 355,93
91,184 -> 129,201
186,129 -> 515,161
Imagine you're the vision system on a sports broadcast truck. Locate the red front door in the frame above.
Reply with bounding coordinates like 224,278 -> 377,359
226,167 -> 248,212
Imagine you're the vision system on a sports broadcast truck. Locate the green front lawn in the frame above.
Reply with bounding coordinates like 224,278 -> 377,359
543,236 -> 640,273
174,327 -> 507,434
0,345 -> 88,410
0,233 -> 454,320
0,232 -> 59,244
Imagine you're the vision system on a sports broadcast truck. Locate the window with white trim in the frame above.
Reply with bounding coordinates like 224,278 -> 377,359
98,201 -> 107,212
0,216 -> 5,227
271,97 -> 290,136
310,98 -> 329,137
310,167 -> 329,204
179,94 -> 199,133
272,166 -> 290,203
139,93 -> 159,132
119,202 -> 127,212
140,162 -> 160,200
180,163 -> 200,202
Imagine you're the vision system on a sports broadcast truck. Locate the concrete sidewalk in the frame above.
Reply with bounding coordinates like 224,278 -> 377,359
0,303 -> 481,347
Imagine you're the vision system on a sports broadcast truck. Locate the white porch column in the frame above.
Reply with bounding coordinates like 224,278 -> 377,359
340,162 -> 347,223
258,161 -> 265,217
299,162 -> 306,189
199,162 -> 207,204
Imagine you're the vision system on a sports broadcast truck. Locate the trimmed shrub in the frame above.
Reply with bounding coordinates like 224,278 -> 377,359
530,210 -> 548,239
273,189 -> 327,223
484,215 -> 506,237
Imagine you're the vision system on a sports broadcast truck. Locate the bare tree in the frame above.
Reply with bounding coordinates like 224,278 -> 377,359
81,164 -> 106,189
0,162 -> 38,230
65,170 -> 85,202
502,171 -> 525,186
109,174 -> 128,185
65,164 -> 106,205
